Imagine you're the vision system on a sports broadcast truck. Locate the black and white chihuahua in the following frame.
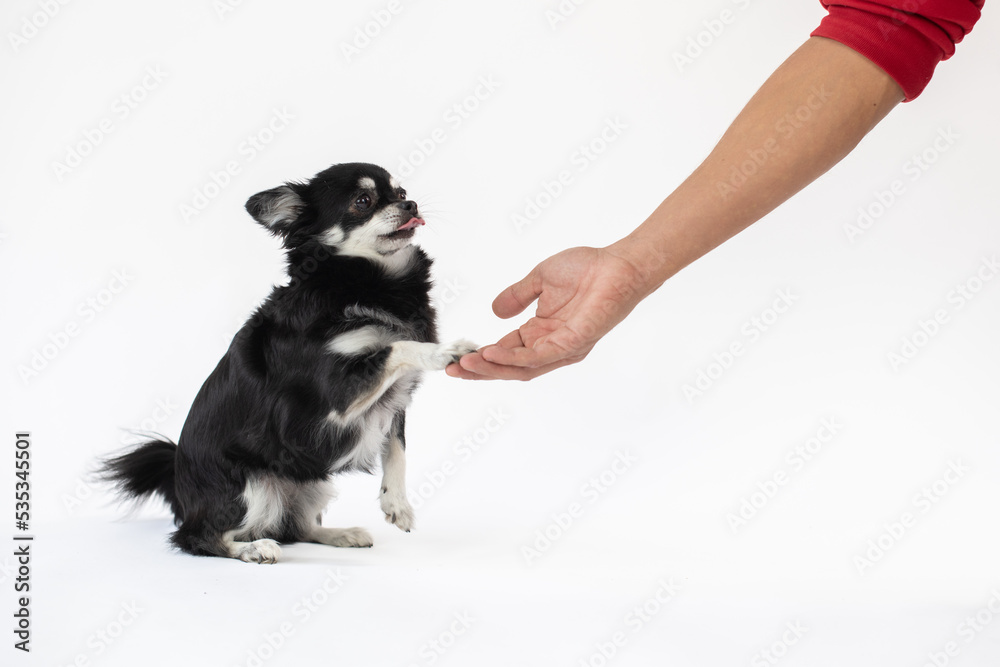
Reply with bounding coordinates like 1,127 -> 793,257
100,162 -> 475,564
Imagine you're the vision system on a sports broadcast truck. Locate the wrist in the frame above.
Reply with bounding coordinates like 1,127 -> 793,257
604,223 -> 682,298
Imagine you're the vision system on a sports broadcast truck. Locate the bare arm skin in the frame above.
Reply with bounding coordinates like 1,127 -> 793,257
449,37 -> 904,381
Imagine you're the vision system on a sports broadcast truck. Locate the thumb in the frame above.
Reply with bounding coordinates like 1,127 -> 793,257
492,266 -> 542,319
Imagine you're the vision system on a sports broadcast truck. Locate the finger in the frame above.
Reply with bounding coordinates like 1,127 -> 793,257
495,329 -> 525,349
456,349 -> 582,380
492,267 -> 542,319
445,360 -> 495,380
480,339 -> 570,369
444,330 -> 530,380
509,316 -> 562,350
449,351 -> 523,380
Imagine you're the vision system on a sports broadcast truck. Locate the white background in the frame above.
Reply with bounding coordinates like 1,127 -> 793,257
2,0 -> 999,665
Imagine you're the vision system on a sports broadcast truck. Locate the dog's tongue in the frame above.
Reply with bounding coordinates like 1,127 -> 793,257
398,217 -> 425,231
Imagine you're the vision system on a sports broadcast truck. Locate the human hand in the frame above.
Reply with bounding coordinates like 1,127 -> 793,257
447,246 -> 650,381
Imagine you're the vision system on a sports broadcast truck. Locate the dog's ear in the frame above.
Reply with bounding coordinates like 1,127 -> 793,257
245,184 -> 305,235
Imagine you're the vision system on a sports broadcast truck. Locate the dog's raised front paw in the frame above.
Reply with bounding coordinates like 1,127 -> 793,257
431,339 -> 478,369
380,486 -> 415,532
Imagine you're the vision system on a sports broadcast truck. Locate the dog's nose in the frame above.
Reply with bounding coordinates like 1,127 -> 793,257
400,200 -> 418,215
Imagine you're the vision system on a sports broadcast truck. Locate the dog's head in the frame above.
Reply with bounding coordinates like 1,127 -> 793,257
245,163 -> 425,273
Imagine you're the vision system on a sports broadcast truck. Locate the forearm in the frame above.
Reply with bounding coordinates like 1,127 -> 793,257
609,37 -> 904,292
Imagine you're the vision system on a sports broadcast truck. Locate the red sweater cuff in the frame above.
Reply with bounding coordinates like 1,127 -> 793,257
811,1 -> 983,102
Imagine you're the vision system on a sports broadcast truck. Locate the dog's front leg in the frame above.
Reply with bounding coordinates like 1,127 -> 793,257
380,413 -> 414,532
331,339 -> 477,424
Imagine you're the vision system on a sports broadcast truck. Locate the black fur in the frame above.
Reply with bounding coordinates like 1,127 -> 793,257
99,162 -> 469,563
100,438 -> 181,517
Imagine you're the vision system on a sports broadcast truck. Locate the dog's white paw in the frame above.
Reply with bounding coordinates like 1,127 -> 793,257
312,526 -> 374,548
235,538 -> 282,564
430,339 -> 478,369
380,487 -> 415,532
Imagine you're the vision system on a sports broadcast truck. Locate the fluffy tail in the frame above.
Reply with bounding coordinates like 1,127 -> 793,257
98,438 -> 181,519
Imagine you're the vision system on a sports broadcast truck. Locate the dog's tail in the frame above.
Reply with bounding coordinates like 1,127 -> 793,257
98,438 -> 181,518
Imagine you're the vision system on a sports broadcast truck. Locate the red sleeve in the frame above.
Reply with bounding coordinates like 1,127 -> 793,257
811,0 -> 984,101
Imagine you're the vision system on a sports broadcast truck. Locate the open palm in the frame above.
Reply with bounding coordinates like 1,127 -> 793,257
449,246 -> 649,380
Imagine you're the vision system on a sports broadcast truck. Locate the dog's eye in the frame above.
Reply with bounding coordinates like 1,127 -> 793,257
355,194 -> 372,210
396,189 -> 407,200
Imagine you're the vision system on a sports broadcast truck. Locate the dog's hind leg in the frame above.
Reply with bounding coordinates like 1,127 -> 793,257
305,526 -> 374,548
224,533 -> 283,564
172,521 -> 283,564
294,479 -> 374,549
379,412 -> 414,532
